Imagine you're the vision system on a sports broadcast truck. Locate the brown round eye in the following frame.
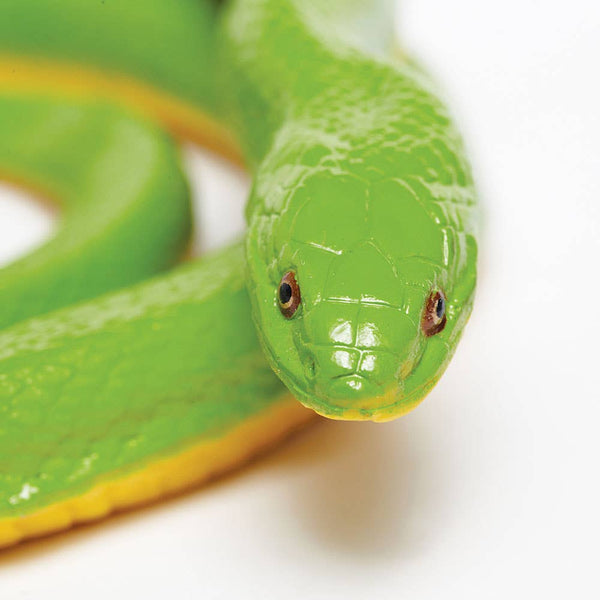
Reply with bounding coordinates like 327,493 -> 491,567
421,291 -> 447,337
278,271 -> 301,318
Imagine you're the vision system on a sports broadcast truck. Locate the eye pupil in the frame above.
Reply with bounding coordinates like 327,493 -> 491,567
435,296 -> 445,320
421,290 -> 447,336
279,282 -> 292,305
278,271 -> 301,318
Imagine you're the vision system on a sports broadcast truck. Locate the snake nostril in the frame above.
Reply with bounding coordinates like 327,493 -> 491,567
304,356 -> 316,379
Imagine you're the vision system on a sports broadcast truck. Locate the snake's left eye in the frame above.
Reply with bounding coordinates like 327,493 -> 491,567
421,290 -> 447,336
278,271 -> 301,318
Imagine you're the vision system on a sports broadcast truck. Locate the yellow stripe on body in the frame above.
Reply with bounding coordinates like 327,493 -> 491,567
0,55 -> 244,165
0,55 -> 316,551
0,397 -> 315,550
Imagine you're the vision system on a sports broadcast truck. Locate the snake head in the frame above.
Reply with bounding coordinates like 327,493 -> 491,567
245,87 -> 478,422
246,167 -> 477,422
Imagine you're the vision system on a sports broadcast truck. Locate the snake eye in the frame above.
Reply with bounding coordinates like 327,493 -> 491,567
278,271 -> 301,318
421,290 -> 446,336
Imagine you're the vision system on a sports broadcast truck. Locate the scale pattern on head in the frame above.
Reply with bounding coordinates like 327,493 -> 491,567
244,58 -> 477,421
218,0 -> 478,420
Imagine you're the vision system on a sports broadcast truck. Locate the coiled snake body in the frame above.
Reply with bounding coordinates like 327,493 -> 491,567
0,0 -> 477,548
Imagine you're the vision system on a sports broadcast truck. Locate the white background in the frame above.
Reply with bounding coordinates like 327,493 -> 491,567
1,0 -> 599,597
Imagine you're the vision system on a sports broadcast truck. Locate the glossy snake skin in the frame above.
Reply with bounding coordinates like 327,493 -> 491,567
0,0 -> 477,548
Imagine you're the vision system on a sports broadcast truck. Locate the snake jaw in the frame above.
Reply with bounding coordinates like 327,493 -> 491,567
258,263 -> 477,423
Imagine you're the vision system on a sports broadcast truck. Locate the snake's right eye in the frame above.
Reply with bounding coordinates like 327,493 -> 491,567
421,290 -> 447,336
278,271 -> 301,318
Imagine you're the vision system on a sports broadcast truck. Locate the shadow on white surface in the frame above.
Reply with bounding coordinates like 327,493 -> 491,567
0,414 -> 449,562
278,420 -> 440,558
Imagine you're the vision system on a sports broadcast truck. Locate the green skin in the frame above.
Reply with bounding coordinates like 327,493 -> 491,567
0,96 -> 191,329
0,0 -> 477,519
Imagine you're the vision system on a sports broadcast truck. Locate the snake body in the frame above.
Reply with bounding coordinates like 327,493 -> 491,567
0,0 -> 477,548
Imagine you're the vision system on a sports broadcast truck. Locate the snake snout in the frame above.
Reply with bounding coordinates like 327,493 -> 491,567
303,345 -> 390,406
317,373 -> 384,403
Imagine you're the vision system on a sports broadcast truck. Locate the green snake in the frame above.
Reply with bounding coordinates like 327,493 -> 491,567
0,0 -> 477,548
